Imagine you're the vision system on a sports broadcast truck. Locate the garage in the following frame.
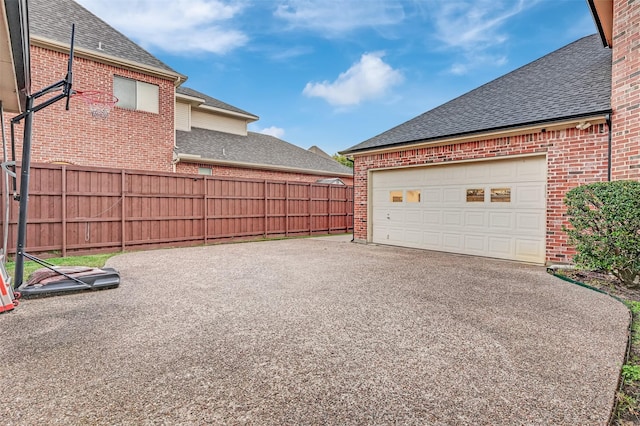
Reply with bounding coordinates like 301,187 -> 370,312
371,156 -> 547,263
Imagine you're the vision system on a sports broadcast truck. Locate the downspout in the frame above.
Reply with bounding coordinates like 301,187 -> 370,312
606,113 -> 612,181
351,158 -> 355,242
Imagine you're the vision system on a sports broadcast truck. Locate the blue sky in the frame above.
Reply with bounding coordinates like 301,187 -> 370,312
76,0 -> 597,156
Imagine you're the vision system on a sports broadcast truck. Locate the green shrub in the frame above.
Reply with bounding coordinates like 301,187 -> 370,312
563,180 -> 640,288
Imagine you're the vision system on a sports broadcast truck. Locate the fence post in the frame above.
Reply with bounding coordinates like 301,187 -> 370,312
61,166 -> 67,257
121,170 -> 126,252
285,181 -> 288,237
308,183 -> 312,235
203,175 -> 208,245
264,180 -> 268,238
327,185 -> 332,234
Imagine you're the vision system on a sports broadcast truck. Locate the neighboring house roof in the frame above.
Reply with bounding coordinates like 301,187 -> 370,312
308,145 -> 333,160
343,34 -> 612,154
28,0 -> 180,77
176,86 -> 258,119
316,178 -> 345,185
176,128 -> 353,176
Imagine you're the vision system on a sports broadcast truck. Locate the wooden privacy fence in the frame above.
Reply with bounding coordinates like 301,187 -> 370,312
0,164 -> 354,257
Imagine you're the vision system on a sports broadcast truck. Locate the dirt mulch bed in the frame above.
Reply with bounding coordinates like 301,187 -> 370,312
559,270 -> 640,301
554,269 -> 640,425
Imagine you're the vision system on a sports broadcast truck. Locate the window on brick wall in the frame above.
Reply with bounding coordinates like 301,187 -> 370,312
198,167 -> 212,175
113,75 -> 159,113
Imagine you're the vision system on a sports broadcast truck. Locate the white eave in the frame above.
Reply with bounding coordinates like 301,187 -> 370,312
175,153 -> 352,178
175,92 -> 205,105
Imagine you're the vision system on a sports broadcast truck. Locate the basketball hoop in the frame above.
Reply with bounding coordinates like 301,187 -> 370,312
74,90 -> 118,119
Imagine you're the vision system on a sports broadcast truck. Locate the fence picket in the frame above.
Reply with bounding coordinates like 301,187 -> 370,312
0,164 -> 353,257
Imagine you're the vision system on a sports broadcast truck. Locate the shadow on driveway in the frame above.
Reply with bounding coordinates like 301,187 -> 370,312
3,235 -> 629,425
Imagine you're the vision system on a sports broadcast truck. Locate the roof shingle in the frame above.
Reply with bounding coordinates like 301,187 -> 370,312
343,34 -> 612,154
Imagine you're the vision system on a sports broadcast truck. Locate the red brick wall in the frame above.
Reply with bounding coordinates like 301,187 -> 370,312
5,46 -> 175,172
611,0 -> 640,179
176,162 -> 354,185
352,126 -> 609,263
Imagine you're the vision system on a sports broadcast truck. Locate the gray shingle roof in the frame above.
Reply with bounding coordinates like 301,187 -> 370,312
177,86 -> 258,119
343,34 -> 612,154
176,128 -> 353,176
28,0 -> 178,74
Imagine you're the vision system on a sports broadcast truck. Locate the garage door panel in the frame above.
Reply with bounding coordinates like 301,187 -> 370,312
443,188 -> 462,203
443,211 -> 462,226
422,231 -> 442,247
488,211 -> 513,230
404,230 -> 422,244
515,184 -> 545,206
517,158 -> 546,180
488,237 -> 513,256
372,188 -> 390,204
423,188 -> 442,203
406,210 -> 422,224
489,161 -> 517,180
464,211 -> 486,227
515,239 -> 545,262
516,212 -> 544,232
371,156 -> 546,264
443,233 -> 463,250
423,210 -> 442,225
464,234 -> 486,252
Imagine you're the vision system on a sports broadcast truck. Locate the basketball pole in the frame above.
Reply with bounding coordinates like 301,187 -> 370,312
11,25 -> 74,289
13,94 -> 33,289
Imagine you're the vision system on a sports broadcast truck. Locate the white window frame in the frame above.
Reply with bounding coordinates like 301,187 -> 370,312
113,75 -> 159,114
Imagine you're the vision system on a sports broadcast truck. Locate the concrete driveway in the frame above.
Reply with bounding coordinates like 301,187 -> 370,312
2,235 -> 629,425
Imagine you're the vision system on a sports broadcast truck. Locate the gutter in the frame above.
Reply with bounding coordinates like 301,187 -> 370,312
606,113 -> 612,181
175,153 -> 353,178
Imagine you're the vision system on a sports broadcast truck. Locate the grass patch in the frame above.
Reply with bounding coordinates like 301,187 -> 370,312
6,253 -> 117,280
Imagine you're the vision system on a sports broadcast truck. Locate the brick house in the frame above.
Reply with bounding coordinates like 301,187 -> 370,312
13,0 -> 185,172
342,1 -> 637,265
174,86 -> 353,184
2,0 -> 351,184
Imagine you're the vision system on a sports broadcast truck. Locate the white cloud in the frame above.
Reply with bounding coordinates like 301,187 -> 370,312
450,54 -> 507,75
76,0 -> 247,54
431,0 -> 528,50
257,126 -> 286,138
427,0 -> 535,74
303,52 -> 403,107
274,0 -> 405,36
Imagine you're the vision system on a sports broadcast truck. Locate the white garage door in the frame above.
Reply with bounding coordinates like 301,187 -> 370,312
371,156 -> 546,263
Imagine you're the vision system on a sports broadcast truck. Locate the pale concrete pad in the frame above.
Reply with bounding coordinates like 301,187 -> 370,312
2,236 -> 629,425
